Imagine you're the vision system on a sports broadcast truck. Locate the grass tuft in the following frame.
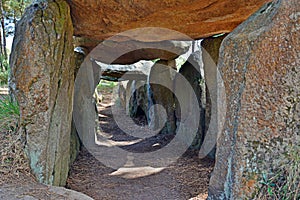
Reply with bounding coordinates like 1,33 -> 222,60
0,96 -> 30,184
0,96 -> 20,132
255,144 -> 300,200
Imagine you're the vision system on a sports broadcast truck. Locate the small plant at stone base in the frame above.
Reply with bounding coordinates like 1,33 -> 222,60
255,144 -> 300,200
0,96 -> 20,132
0,96 -> 29,182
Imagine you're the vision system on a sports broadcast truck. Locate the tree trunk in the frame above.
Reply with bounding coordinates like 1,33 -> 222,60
0,28 -> 3,71
20,0 -> 25,16
1,19 -> 7,60
0,0 -> 4,71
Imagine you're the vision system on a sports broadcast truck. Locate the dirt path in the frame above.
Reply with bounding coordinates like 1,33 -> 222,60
67,86 -> 214,200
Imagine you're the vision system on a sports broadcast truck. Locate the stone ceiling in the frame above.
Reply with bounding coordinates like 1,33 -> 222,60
67,0 -> 270,42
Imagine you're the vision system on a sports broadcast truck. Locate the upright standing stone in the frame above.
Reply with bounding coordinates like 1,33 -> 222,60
9,1 -> 75,186
70,49 -> 86,166
209,0 -> 300,198
148,60 -> 176,134
125,80 -> 133,115
118,81 -> 128,109
129,80 -> 148,120
201,34 -> 226,157
174,52 -> 205,149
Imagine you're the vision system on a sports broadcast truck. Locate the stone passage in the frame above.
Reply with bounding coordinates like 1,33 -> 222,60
67,83 -> 215,200
118,51 -> 209,150
8,0 -> 299,199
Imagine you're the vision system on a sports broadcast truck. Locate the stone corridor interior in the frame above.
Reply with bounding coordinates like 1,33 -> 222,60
7,0 -> 299,199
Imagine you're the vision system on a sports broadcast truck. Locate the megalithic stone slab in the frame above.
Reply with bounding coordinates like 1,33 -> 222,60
208,0 -> 299,199
174,51 -> 205,149
201,34 -> 227,158
148,60 -> 176,134
9,0 -> 75,186
68,0 -> 269,42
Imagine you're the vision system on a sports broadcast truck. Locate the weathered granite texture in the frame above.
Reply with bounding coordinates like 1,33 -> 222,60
208,0 -> 300,198
9,0 -> 75,186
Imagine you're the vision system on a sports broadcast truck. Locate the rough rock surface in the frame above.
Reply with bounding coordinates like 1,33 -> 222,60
208,0 -> 300,198
72,56 -> 104,167
0,177 -> 93,200
118,81 -> 128,110
68,0 -> 270,42
98,60 -> 153,81
148,60 -> 176,134
174,52 -> 204,149
90,40 -> 191,65
9,0 -> 75,186
200,34 -> 227,158
128,80 -> 149,120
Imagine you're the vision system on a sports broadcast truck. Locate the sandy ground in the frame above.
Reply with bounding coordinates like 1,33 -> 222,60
67,86 -> 214,200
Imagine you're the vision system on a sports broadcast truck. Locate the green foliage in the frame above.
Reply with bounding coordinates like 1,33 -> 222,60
0,54 -> 9,70
0,54 -> 10,85
212,33 -> 226,38
0,69 -> 8,86
0,96 -> 20,132
3,0 -> 32,20
0,0 -> 32,74
151,58 -> 160,63
97,80 -> 117,89
256,145 -> 300,200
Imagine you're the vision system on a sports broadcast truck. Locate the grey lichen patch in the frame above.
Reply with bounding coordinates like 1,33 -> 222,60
27,149 -> 45,183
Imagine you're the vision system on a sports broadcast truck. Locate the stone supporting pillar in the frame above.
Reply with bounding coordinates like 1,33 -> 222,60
118,80 -> 128,109
69,47 -> 86,166
125,80 -> 133,115
148,60 -> 176,134
174,52 -> 205,149
9,0 -> 75,186
208,0 -> 299,198
128,80 -> 148,120
201,34 -> 227,157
